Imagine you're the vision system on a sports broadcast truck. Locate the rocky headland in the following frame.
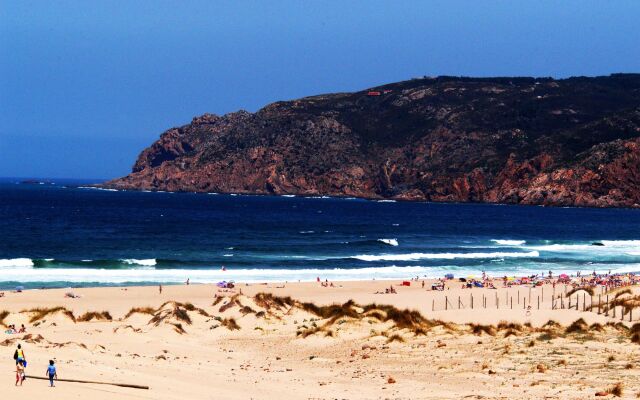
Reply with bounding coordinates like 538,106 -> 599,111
104,74 -> 640,207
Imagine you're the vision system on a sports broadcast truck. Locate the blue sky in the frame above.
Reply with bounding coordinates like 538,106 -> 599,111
1,1 -> 639,179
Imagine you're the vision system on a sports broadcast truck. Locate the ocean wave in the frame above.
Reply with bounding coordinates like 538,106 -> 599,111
491,239 -> 526,246
601,240 -> 640,247
377,238 -> 399,246
0,258 -> 34,268
121,258 -> 157,266
3,262 -> 638,285
351,251 -> 539,262
78,186 -> 118,192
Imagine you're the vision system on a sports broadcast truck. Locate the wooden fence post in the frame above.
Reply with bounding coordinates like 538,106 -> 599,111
598,294 -> 601,314
445,296 -> 448,311
432,299 -> 434,312
537,296 -> 540,310
471,294 -> 474,309
510,297 -> 513,309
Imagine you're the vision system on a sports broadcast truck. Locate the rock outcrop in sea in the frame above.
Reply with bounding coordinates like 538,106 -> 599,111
104,74 -> 640,207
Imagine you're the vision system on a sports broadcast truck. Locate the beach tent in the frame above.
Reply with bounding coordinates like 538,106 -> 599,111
444,273 -> 454,280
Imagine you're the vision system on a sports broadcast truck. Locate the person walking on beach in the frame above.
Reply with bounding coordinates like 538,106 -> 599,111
45,360 -> 57,387
14,344 -> 26,366
15,359 -> 25,386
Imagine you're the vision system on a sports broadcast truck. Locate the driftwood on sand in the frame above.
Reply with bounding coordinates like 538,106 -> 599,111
24,375 -> 149,390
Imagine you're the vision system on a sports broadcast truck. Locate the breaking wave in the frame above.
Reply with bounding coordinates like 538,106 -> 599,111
351,251 -> 539,262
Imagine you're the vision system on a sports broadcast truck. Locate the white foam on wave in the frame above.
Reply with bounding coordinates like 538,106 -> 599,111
0,265 -> 435,283
3,260 -> 640,284
120,258 -> 157,266
529,244 -> 594,251
491,239 -> 526,246
601,240 -> 640,247
351,251 -> 539,262
78,186 -> 118,192
529,240 -> 640,253
7,261 -> 638,284
378,238 -> 399,246
0,258 -> 34,268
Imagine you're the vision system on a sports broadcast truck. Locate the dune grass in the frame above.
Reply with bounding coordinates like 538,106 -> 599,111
77,311 -> 112,322
221,318 -> 240,331
607,382 -> 623,397
0,310 -> 9,328
470,324 -> 496,336
565,318 -> 588,334
124,306 -> 156,319
23,307 -> 76,323
386,333 -> 405,343
566,287 -> 595,297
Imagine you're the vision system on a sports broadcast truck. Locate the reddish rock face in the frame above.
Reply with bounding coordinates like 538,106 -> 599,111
104,74 -> 640,208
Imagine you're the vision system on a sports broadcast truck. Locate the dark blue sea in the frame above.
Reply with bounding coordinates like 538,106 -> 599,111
2,178 -> 640,290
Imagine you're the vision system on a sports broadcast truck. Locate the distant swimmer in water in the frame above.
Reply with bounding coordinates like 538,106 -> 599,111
222,266 -> 227,271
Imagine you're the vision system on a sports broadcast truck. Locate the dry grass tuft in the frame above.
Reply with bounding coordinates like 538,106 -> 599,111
470,324 -> 496,336
77,311 -> 112,322
254,293 -> 295,311
23,307 -> 76,323
212,297 -> 223,306
614,288 -> 632,299
221,318 -> 240,331
565,318 -> 588,334
543,320 -> 561,328
386,333 -> 405,343
607,382 -> 623,397
171,323 -> 186,334
567,286 -> 594,297
124,306 -> 156,319
0,311 -> 9,328
240,305 -> 255,315
503,329 -> 518,338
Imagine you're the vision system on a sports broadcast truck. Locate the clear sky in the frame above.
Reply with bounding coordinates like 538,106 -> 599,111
1,1 -> 639,180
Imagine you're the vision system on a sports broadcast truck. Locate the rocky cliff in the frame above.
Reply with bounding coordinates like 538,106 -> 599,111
104,74 -> 640,207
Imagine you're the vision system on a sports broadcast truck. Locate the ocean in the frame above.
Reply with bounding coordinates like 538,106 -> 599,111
1,178 -> 640,290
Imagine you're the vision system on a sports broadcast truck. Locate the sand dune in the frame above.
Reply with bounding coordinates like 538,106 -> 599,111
2,281 -> 640,399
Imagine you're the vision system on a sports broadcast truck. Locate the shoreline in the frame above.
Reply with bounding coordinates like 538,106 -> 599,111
91,182 -> 640,209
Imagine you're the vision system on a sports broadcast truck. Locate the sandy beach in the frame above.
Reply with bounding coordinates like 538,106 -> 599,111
1,279 -> 640,399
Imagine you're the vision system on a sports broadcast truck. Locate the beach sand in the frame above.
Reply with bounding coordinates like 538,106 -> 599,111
1,280 -> 639,399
